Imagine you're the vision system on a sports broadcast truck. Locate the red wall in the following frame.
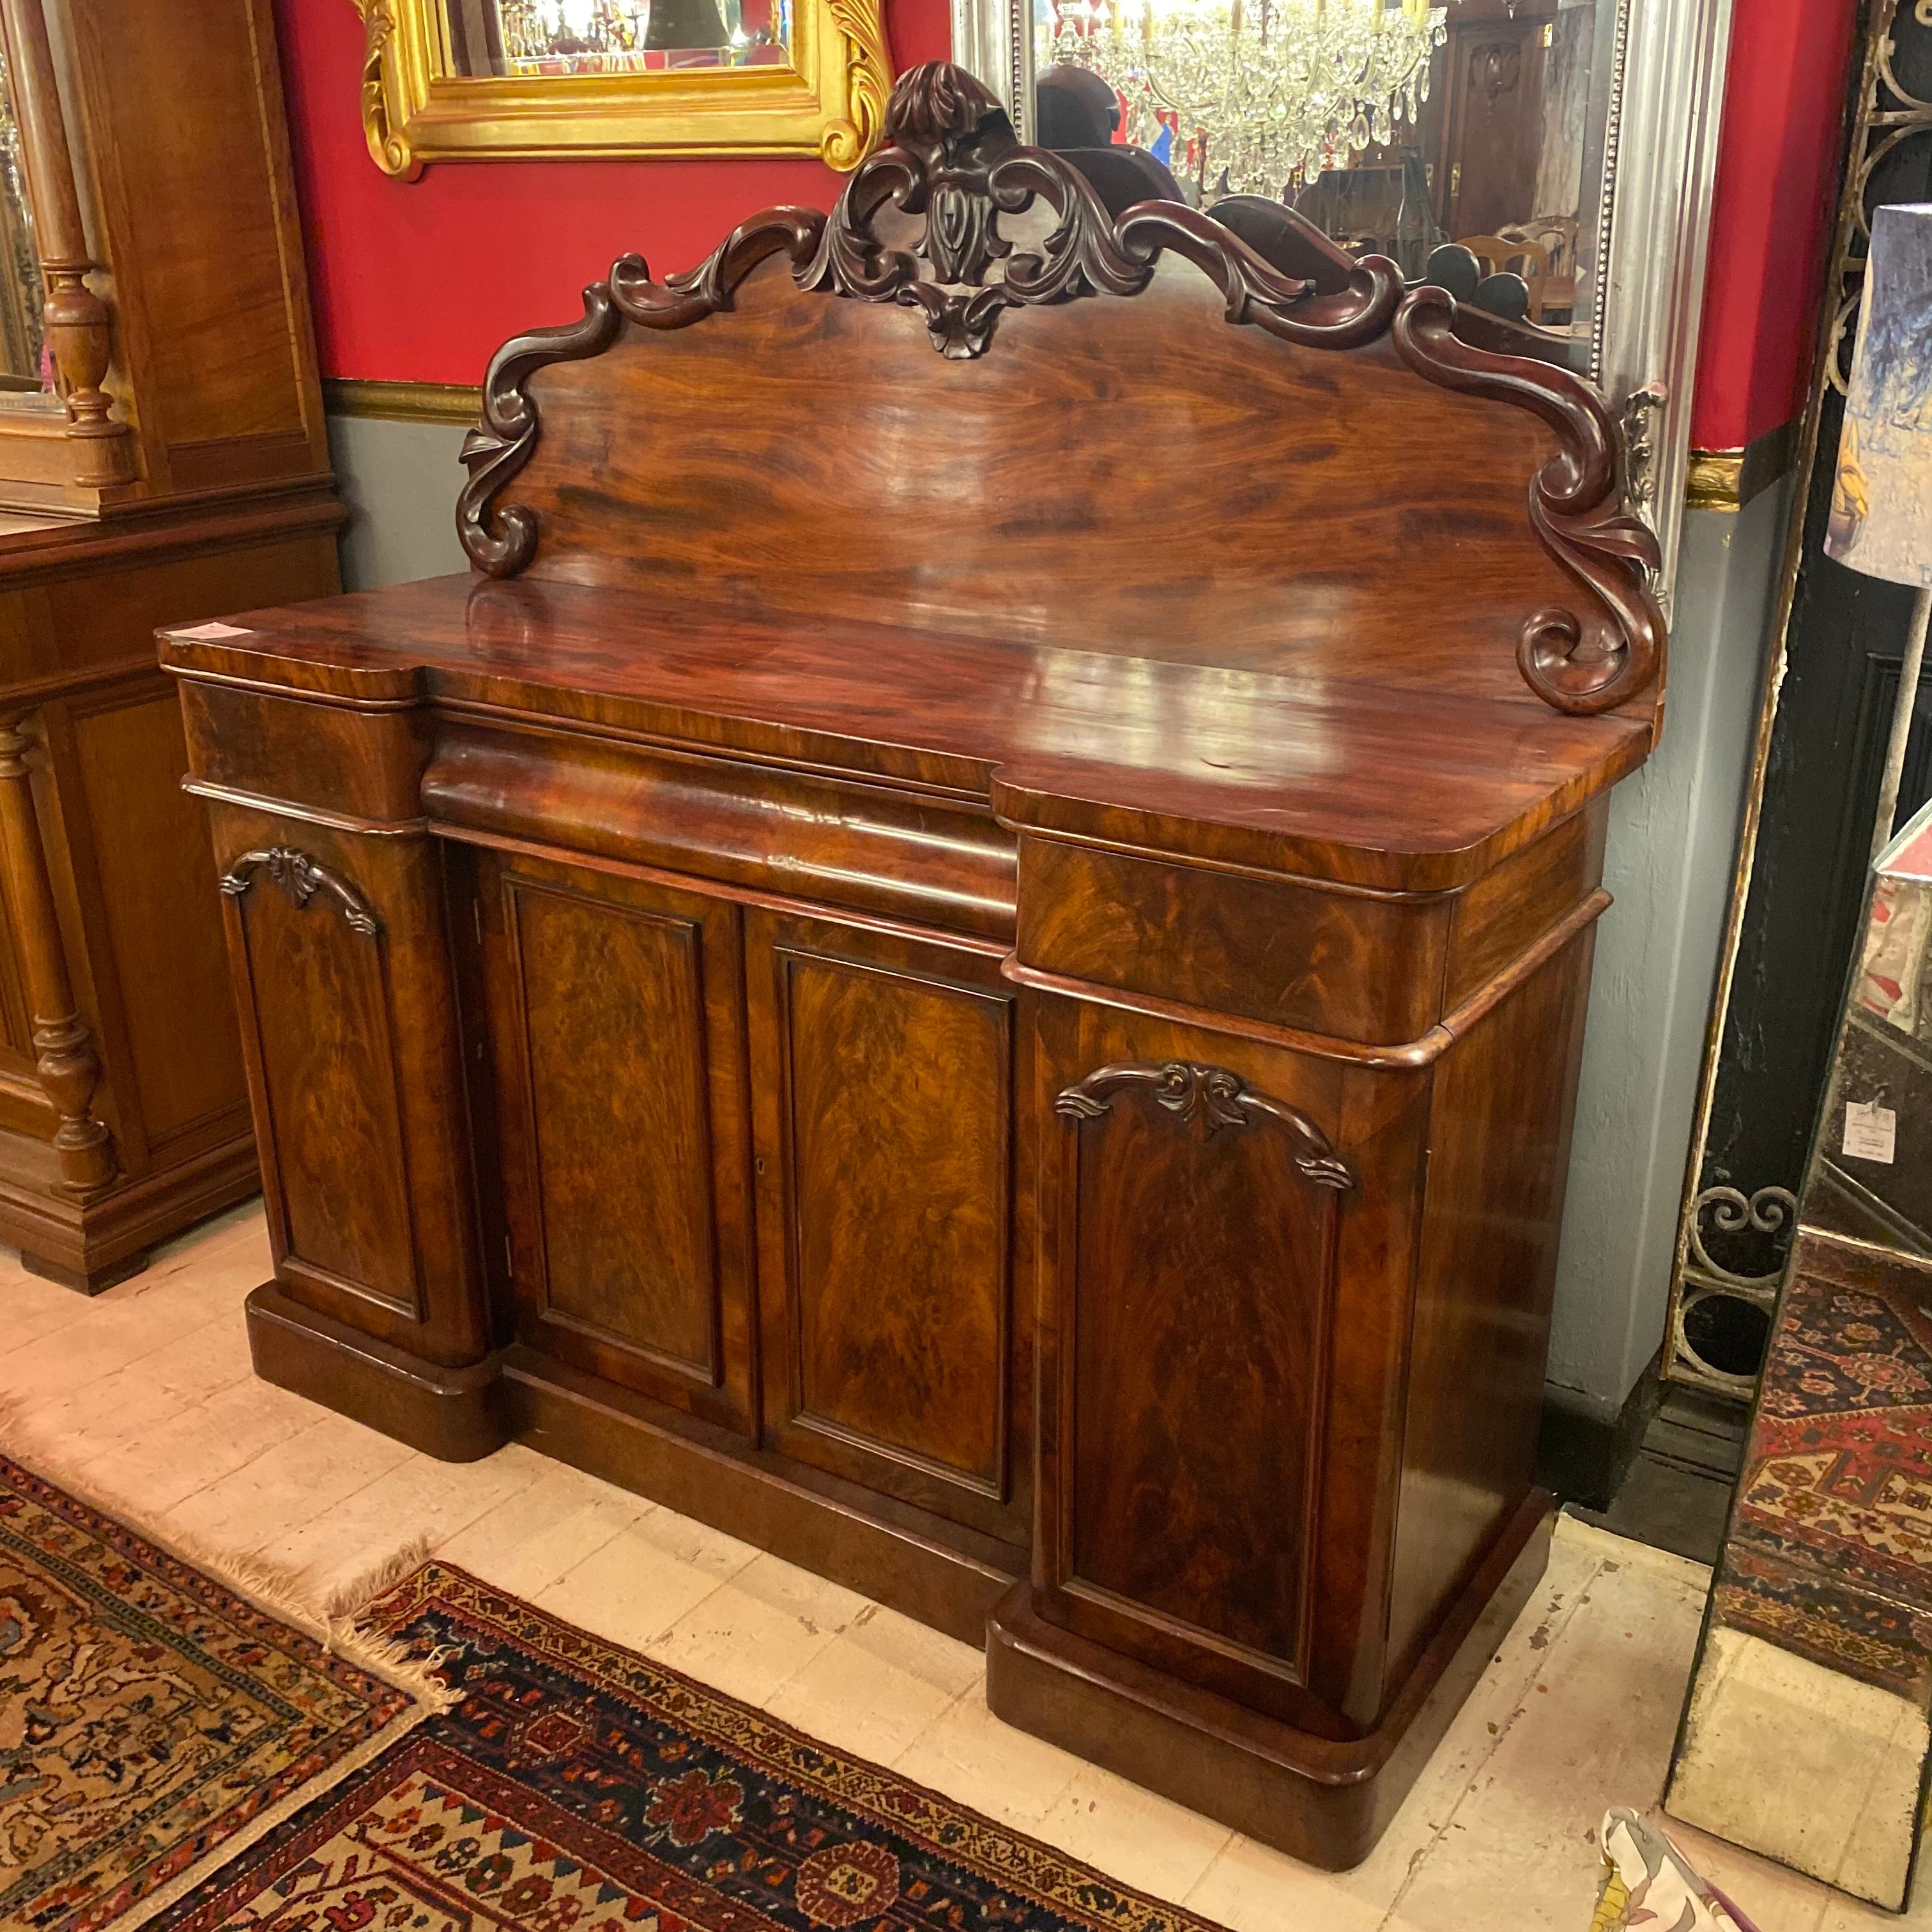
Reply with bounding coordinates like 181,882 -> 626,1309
1687,0 -> 1859,452
281,0 -> 1860,447
272,0 -> 948,385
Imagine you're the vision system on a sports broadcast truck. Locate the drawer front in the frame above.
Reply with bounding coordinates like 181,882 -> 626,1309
1032,994 -> 1428,1732
1016,836 -> 1450,1045
476,848 -> 756,1433
746,907 -> 1028,1547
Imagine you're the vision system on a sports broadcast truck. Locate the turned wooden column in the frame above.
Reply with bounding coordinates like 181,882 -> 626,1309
0,717 -> 114,1199
0,0 -> 134,484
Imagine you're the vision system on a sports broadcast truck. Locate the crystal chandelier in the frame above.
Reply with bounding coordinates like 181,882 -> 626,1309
1048,0 -> 1447,199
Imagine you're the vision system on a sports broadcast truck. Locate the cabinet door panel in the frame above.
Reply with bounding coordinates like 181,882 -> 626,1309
747,908 -> 1025,1545
479,851 -> 754,1430
1038,1004 -> 1372,1728
235,855 -> 417,1315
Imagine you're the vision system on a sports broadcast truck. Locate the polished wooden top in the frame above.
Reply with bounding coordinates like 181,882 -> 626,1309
160,572 -> 1646,892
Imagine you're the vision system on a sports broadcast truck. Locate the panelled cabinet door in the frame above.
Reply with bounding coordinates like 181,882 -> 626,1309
1036,1002 -> 1406,1735
744,907 -> 1028,1548
221,841 -> 422,1328
474,850 -> 757,1434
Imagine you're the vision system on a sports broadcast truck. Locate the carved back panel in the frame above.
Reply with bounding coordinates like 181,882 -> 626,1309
459,63 -> 1665,719
514,281 -> 1557,692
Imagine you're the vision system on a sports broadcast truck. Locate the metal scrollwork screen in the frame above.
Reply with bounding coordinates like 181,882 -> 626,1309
1664,0 -> 1932,1399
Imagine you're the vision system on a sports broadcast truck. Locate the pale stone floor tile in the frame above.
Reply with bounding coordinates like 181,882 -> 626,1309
1392,1541 -> 1715,1932
257,1441 -> 551,1604
162,1406 -> 419,1554
648,1551 -> 870,1706
532,1501 -> 759,1652
889,1689 -> 1087,1832
1036,1764 -> 1234,1906
1184,1834 -> 1392,1932
763,1604 -> 983,1766
65,1372 -> 321,1518
436,1460 -> 661,1598
4,1362 -> 190,1471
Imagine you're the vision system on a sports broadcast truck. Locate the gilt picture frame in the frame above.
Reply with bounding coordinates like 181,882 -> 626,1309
354,0 -> 892,176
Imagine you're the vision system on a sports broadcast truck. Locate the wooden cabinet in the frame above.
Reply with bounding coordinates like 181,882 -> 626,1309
1032,1001 -> 1395,1736
0,0 -> 341,1290
745,907 -> 1027,1549
165,60 -> 1669,1873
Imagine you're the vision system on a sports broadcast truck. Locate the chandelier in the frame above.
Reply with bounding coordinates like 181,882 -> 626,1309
1047,0 -> 1447,198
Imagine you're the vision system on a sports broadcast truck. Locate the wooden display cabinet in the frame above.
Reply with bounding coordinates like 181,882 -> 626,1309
0,0 -> 340,1289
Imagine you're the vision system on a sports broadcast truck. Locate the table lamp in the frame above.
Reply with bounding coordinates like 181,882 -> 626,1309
1827,201 -> 1932,861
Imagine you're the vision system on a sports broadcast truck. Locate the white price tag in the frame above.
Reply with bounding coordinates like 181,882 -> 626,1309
171,621 -> 252,640
1844,1100 -> 1897,1165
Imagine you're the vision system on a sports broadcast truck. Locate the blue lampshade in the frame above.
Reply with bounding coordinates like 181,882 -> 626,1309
1827,203 -> 1932,588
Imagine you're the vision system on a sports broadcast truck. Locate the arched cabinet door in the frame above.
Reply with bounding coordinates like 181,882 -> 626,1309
1032,1009 -> 1420,1736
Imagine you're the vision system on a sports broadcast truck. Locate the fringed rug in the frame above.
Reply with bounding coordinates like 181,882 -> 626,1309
152,1561 -> 1223,1932
0,1453 -> 445,1932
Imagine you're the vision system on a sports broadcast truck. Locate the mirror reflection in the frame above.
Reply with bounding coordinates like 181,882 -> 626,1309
1038,0 -> 1610,349
441,0 -> 793,74
0,52 -> 45,393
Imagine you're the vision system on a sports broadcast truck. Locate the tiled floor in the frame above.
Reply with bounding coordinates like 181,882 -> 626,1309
0,1202 -> 1913,1932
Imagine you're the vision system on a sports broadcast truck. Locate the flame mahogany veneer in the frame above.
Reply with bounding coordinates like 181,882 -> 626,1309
159,63 -> 1666,1870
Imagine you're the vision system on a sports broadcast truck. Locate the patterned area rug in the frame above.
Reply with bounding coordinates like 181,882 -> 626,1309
1713,1230 -> 1932,1701
153,1562 -> 1222,1932
0,1453 -> 435,1932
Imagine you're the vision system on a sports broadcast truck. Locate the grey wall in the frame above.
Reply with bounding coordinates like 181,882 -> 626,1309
325,409 -> 1786,1418
1546,487 -> 1786,1418
328,414 -> 468,592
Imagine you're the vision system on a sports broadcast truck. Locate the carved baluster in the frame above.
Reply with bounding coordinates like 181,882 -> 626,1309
0,718 -> 114,1199
0,0 -> 133,482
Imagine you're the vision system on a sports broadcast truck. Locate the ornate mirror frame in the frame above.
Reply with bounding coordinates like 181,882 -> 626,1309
355,0 -> 892,177
953,0 -> 1736,599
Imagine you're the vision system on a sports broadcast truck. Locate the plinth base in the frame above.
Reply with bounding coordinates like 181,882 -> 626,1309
986,1490 -> 1554,1871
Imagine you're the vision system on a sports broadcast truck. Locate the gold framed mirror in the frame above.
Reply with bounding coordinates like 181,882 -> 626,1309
355,0 -> 891,176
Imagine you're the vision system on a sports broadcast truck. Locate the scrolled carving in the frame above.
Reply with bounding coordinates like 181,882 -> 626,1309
354,0 -> 416,180
819,0 -> 894,171
796,63 -> 1395,361
455,210 -> 831,578
220,847 -> 381,937
457,289 -> 622,578
1055,1060 -> 1355,1192
1393,286 -> 1665,716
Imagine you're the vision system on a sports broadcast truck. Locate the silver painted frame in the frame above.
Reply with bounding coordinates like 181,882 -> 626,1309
951,0 -> 1737,601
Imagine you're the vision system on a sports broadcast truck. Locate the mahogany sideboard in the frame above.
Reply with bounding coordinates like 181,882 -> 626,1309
160,64 -> 1666,1869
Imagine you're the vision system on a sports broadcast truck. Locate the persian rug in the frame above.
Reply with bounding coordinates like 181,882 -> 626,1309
152,1561 -> 1224,1932
1709,1231 -> 1932,1703
0,1452 -> 441,1932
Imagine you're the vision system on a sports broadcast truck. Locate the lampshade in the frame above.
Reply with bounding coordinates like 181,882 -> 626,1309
1827,202 -> 1932,588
